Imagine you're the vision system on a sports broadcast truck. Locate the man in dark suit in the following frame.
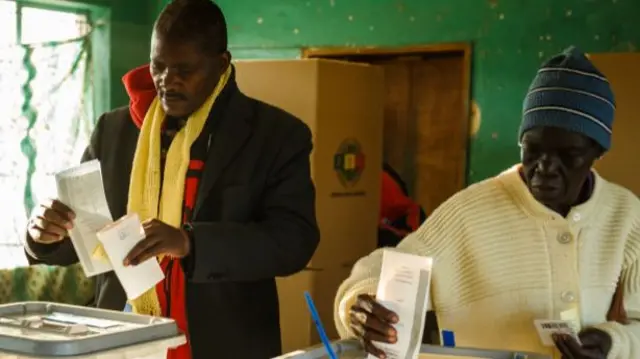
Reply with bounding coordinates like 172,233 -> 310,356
23,1 -> 319,358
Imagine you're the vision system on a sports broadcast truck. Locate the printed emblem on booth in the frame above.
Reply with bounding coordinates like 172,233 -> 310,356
333,138 -> 365,188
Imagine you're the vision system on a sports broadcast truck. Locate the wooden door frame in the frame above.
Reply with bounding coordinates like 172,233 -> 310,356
301,42 -> 473,187
301,42 -> 471,59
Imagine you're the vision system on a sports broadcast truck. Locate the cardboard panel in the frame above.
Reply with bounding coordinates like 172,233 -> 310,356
590,53 -> 640,196
234,59 -> 384,267
313,60 -> 384,267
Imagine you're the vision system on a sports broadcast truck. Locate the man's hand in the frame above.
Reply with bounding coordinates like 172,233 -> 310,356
123,218 -> 190,266
553,328 -> 612,359
27,199 -> 75,244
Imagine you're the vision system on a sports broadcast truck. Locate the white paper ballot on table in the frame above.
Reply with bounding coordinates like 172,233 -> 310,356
55,159 -> 113,277
97,213 -> 165,300
368,249 -> 433,359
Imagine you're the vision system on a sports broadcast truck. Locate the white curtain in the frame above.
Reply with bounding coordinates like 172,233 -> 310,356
0,1 -> 94,268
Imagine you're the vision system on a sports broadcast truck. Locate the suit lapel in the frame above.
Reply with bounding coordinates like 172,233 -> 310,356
194,89 -> 253,215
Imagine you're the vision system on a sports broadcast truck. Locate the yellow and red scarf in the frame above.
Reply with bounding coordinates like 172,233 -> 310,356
127,66 -> 231,315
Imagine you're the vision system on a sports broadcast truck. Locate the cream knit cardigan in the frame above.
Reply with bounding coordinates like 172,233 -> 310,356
334,166 -> 640,358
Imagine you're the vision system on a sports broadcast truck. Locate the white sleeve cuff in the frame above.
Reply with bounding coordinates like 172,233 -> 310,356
593,321 -> 639,359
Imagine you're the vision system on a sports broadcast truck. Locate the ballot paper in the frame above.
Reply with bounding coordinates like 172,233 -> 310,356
55,160 -> 113,277
368,250 -> 433,359
533,307 -> 582,347
97,213 -> 164,300
534,319 -> 581,347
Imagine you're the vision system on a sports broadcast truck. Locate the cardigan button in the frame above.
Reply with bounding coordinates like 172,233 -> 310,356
558,232 -> 572,244
561,290 -> 576,303
572,213 -> 581,222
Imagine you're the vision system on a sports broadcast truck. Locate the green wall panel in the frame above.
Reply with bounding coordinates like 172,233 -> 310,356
203,0 -> 639,183
101,0 -> 154,108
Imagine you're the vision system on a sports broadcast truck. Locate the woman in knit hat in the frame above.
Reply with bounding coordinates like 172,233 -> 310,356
334,47 -> 640,359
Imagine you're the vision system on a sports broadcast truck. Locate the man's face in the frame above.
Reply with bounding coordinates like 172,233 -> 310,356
150,32 -> 230,118
520,127 -> 601,211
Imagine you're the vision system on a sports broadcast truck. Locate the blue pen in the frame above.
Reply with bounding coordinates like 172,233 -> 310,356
304,291 -> 338,359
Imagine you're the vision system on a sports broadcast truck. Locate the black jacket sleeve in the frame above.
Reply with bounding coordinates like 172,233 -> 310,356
25,115 -> 105,266
186,121 -> 320,283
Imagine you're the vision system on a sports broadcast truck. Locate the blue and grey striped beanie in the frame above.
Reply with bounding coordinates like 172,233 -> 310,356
519,46 -> 615,151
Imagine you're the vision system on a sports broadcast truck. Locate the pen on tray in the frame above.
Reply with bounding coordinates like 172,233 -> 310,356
303,291 -> 338,359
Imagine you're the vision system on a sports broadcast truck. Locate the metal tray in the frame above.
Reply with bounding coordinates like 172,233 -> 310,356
0,302 -> 181,357
275,340 -> 551,359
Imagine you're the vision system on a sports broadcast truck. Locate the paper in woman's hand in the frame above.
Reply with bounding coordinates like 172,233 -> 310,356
369,250 -> 433,359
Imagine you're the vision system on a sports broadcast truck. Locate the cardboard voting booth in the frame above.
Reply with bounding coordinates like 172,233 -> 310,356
234,59 -> 384,351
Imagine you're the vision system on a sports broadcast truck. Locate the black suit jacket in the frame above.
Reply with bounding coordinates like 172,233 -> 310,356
25,79 -> 320,358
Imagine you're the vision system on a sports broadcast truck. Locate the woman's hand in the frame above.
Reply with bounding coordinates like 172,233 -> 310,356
349,294 -> 399,359
553,328 -> 612,359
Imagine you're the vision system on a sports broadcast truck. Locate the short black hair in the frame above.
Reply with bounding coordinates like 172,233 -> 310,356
154,0 -> 228,55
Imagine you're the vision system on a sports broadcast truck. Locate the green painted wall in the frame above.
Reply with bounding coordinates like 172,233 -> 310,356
192,0 -> 637,184
99,0 -> 154,108
107,1 -> 154,107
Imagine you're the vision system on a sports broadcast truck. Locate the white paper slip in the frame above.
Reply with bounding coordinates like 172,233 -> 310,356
534,319 -> 580,347
55,160 -> 113,277
368,249 -> 433,359
45,312 -> 121,329
97,213 -> 165,300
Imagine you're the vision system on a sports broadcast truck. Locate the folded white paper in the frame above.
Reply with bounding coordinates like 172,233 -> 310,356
55,160 -> 113,277
369,249 -> 433,359
96,213 -> 164,300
